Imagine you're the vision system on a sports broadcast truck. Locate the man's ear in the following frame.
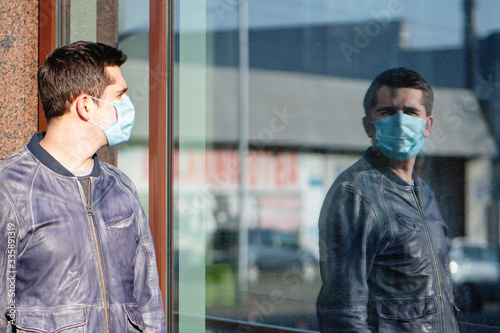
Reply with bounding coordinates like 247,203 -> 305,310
74,95 -> 93,121
424,115 -> 434,138
363,116 -> 375,139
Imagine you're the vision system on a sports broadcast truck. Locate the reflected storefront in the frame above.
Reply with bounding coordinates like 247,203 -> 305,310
33,0 -> 500,332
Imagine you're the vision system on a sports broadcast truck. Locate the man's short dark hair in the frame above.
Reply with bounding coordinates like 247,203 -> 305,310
38,41 -> 127,121
363,67 -> 434,117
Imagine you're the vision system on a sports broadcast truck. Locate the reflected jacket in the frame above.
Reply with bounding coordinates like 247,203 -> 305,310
317,148 -> 459,332
0,132 -> 166,332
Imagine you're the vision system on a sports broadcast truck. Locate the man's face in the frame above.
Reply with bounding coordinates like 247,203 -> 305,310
364,85 -> 433,139
93,66 -> 129,128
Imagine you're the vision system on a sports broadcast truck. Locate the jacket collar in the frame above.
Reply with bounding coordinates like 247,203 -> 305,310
27,132 -> 101,177
364,147 -> 421,188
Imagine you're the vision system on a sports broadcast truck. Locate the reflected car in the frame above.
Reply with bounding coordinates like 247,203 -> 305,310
448,237 -> 500,311
211,228 -> 317,284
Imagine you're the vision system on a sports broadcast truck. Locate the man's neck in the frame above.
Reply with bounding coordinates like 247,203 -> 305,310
387,159 -> 415,182
40,125 -> 98,172
373,148 -> 415,181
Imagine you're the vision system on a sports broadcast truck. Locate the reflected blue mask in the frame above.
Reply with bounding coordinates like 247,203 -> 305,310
373,113 -> 427,161
89,96 -> 136,146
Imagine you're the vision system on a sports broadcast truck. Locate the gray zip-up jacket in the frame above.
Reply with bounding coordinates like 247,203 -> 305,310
317,148 -> 459,332
0,132 -> 166,332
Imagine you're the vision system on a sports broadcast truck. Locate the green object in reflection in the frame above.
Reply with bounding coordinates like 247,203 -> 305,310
206,264 -> 236,307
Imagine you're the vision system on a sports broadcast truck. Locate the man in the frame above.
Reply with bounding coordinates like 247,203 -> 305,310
0,41 -> 166,332
316,68 -> 459,332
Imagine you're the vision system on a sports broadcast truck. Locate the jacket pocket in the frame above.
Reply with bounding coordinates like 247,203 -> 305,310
395,214 -> 422,231
375,297 -> 437,321
15,306 -> 86,333
107,212 -> 135,229
391,214 -> 423,246
124,305 -> 145,332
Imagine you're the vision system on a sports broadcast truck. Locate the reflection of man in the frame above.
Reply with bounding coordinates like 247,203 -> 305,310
317,68 -> 459,332
0,41 -> 166,332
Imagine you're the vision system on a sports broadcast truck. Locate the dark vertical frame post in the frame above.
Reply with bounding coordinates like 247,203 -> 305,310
149,0 -> 173,330
97,0 -> 118,46
38,0 -> 57,132
96,0 -> 120,166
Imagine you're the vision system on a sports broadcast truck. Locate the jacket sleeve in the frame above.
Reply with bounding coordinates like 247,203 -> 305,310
0,186 -> 17,333
133,204 -> 167,333
316,184 -> 380,332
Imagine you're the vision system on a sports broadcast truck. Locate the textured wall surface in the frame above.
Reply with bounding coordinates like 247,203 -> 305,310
0,1 -> 39,160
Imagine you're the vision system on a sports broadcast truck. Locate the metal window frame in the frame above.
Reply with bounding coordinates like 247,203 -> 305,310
149,0 -> 173,331
38,0 -> 57,131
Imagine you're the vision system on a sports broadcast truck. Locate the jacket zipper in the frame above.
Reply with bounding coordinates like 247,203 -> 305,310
413,185 -> 447,332
86,179 -> 110,333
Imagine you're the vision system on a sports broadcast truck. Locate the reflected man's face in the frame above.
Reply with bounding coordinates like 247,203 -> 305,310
363,85 -> 433,140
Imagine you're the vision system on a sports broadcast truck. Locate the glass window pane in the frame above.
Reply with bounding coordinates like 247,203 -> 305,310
118,0 -> 150,214
170,0 -> 500,332
176,1 -> 208,331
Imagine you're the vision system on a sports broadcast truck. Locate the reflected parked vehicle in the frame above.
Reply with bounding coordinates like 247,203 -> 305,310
449,237 -> 500,311
211,228 -> 317,284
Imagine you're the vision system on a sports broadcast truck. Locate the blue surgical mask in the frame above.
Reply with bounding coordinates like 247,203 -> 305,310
89,96 -> 136,146
373,113 -> 427,161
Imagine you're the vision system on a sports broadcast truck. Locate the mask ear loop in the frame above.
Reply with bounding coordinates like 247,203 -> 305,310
89,96 -> 110,104
88,120 -> 105,129
87,96 -> 116,129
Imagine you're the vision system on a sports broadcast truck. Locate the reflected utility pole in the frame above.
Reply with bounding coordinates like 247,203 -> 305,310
464,0 -> 477,90
237,0 -> 250,301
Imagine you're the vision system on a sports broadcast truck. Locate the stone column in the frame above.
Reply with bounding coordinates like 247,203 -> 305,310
0,1 -> 39,160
